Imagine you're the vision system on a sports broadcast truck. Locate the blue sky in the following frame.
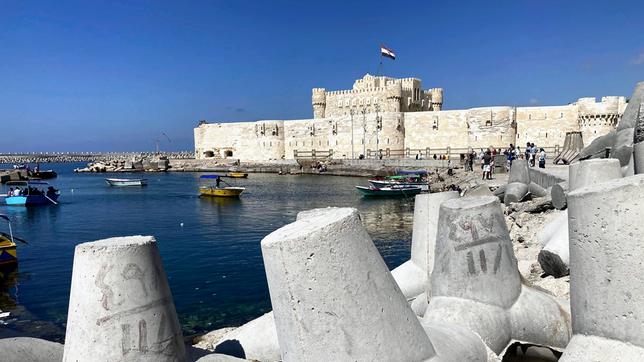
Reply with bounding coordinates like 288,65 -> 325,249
1,0 -> 643,152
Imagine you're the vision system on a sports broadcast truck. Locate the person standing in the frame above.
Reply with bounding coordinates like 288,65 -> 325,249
482,150 -> 492,180
538,148 -> 546,168
468,150 -> 475,172
505,144 -> 515,171
529,143 -> 537,167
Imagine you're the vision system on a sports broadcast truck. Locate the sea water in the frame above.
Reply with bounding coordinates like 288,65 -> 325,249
0,163 -> 413,341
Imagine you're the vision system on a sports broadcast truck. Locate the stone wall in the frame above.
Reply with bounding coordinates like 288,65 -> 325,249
283,113 -> 404,159
403,107 -> 516,151
515,105 -> 578,149
194,89 -> 629,161
194,121 -> 285,161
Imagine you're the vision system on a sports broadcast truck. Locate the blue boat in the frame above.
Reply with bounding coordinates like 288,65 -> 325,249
4,181 -> 60,206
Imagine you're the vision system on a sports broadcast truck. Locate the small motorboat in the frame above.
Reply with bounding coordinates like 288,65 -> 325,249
0,215 -> 18,267
28,169 -> 58,180
226,171 -> 249,178
105,178 -> 148,187
368,174 -> 430,192
199,175 -> 245,198
4,181 -> 60,206
356,185 -> 422,198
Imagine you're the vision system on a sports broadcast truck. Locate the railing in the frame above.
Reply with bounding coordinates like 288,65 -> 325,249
292,145 -> 561,161
293,149 -> 334,159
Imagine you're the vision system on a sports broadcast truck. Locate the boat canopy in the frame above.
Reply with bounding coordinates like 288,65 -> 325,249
200,175 -> 224,179
5,180 -> 50,186
396,169 -> 428,175
386,175 -> 424,179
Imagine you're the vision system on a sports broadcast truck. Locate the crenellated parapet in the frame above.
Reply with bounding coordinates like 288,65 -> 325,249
430,88 -> 443,111
316,74 -> 442,117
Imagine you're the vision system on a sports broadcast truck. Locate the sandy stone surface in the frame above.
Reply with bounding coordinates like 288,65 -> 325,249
506,207 -> 570,300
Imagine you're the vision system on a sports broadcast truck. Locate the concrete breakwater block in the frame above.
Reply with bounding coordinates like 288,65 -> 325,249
550,181 -> 568,210
537,159 -> 622,278
63,236 -> 186,362
261,207 -> 487,362
561,174 -> 644,360
423,196 -> 571,354
578,82 -> 644,175
503,160 -> 531,204
633,141 -> 644,175
569,159 -> 622,191
211,312 -> 280,361
508,159 -> 530,184
391,191 -> 459,299
0,337 -> 64,362
537,211 -> 570,277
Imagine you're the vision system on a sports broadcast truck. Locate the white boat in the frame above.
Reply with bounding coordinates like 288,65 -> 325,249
368,174 -> 430,192
105,178 -> 148,187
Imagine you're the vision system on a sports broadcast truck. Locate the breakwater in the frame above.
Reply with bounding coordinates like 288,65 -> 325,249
0,152 -> 194,164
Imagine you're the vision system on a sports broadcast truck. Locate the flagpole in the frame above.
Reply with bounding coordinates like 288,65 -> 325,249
377,51 -> 383,77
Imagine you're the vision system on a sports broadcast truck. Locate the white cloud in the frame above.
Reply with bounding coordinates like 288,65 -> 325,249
632,51 -> 644,65
529,98 -> 539,105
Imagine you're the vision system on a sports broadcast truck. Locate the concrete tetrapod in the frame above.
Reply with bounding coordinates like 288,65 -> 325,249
537,212 -> 569,278
0,337 -> 64,362
578,81 -> 644,175
550,182 -> 569,210
391,191 -> 459,299
423,196 -> 571,354
261,207 -> 487,362
504,160 -> 530,204
211,312 -> 280,361
537,159 -> 622,277
560,174 -> 644,361
63,236 -> 186,362
633,141 -> 644,174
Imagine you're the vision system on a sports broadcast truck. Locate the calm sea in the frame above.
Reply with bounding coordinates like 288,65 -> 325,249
0,163 -> 413,341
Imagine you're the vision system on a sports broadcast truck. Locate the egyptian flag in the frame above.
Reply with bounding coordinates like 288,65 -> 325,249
381,45 -> 396,60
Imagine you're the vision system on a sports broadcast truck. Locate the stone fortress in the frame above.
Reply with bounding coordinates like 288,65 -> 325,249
194,74 -> 628,160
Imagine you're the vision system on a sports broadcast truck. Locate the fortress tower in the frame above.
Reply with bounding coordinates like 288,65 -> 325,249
577,96 -> 627,145
430,88 -> 443,111
312,88 -> 327,119
386,82 -> 403,112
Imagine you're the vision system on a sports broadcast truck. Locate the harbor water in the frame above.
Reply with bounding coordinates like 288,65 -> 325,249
0,163 -> 414,341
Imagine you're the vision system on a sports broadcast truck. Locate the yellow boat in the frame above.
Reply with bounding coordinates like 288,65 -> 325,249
226,172 -> 248,178
199,175 -> 246,198
199,186 -> 245,197
0,215 -> 17,266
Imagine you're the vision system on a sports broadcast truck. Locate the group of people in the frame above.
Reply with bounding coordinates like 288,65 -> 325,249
7,186 -> 58,197
463,142 -> 547,180
504,142 -> 547,170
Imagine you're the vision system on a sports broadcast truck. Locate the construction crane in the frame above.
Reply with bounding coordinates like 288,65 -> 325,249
153,132 -> 171,153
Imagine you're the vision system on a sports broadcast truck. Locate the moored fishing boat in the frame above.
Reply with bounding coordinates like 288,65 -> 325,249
4,181 -> 60,206
105,178 -> 148,187
0,215 -> 17,267
199,175 -> 245,198
355,185 -> 422,198
226,172 -> 249,178
368,174 -> 430,192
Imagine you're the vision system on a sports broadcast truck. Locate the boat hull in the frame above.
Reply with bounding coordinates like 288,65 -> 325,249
226,172 -> 248,178
368,180 -> 430,192
5,194 -> 59,206
0,235 -> 17,266
200,187 -> 245,197
105,178 -> 148,187
356,186 -> 422,197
